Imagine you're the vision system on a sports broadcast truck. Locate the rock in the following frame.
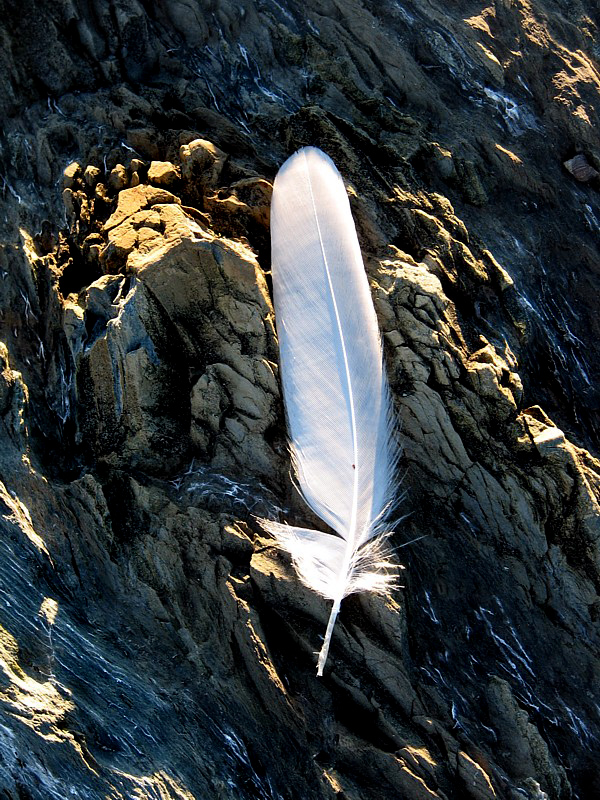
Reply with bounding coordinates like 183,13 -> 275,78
1,2 -> 600,799
179,138 -> 227,194
204,177 -> 273,230
522,779 -> 551,800
62,161 -> 82,190
108,164 -> 128,192
84,165 -> 101,187
397,746 -> 441,794
190,360 -> 277,479
129,158 -> 145,176
430,143 -> 457,181
0,342 -> 28,439
147,160 -> 180,187
62,299 -> 86,358
486,678 -> 569,798
563,154 -> 599,182
102,184 -> 181,232
127,128 -> 161,159
532,425 -> 566,456
83,187 -> 275,480
77,276 -> 190,473
455,158 -> 488,205
465,342 -> 521,419
161,0 -> 209,47
457,752 -> 496,800
335,738 -> 446,799
82,232 -> 104,264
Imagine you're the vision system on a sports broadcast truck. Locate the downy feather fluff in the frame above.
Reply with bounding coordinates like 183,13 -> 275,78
264,147 -> 400,675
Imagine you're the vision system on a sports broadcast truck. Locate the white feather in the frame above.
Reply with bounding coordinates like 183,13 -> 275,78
263,147 -> 400,675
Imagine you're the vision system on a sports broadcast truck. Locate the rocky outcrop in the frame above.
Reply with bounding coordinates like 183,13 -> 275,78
0,1 -> 599,799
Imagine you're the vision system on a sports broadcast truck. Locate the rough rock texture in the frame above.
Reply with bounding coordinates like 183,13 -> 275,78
0,1 -> 599,799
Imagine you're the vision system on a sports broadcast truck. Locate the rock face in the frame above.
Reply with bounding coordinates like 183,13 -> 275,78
0,1 -> 599,799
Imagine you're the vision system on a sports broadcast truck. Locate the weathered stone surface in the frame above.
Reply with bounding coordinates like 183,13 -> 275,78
147,160 -> 181,187
107,163 -> 128,192
103,184 -> 181,232
179,138 -> 227,197
83,164 -> 101,187
0,342 -> 28,440
486,678 -> 569,798
62,161 -> 82,190
457,751 -> 496,800
0,1 -> 599,799
77,276 -> 189,472
191,359 -> 278,479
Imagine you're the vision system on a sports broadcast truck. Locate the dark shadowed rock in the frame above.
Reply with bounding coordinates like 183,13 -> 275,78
0,2 -> 599,799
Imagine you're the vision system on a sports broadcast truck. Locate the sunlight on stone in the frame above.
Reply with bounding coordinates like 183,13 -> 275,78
18,227 -> 40,266
323,770 -> 344,792
494,144 -> 523,164
0,481 -> 49,557
0,623 -> 74,725
39,598 -> 59,625
113,769 -> 195,799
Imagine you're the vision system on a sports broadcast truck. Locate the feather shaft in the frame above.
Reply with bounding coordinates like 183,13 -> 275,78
317,598 -> 341,677
264,146 -> 400,675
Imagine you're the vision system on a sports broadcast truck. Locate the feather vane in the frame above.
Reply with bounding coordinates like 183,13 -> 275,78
264,147 -> 399,675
